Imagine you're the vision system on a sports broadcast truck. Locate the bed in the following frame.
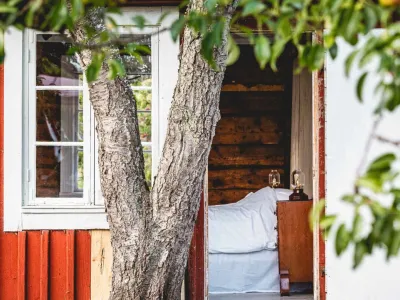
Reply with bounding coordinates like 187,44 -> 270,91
208,187 -> 292,294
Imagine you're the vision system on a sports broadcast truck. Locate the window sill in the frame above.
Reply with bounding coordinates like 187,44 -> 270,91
15,206 -> 109,231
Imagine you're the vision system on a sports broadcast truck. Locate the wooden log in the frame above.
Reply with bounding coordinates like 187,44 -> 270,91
213,115 -> 285,145
219,92 -> 286,115
215,116 -> 283,134
208,168 -> 284,190
208,189 -> 258,205
221,84 -> 284,92
209,145 -> 285,167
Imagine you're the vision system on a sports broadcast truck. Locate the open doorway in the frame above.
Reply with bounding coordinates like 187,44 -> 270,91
205,40 -> 315,299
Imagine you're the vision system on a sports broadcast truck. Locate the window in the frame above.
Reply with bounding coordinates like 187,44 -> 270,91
31,33 -> 90,204
3,7 -> 179,231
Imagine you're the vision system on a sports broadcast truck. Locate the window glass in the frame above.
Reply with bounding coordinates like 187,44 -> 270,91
143,145 -> 152,187
36,146 -> 84,197
36,34 -> 82,86
34,34 -> 85,200
36,90 -> 83,142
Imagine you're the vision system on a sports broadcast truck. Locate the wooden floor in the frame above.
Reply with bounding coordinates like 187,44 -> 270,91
209,293 -> 313,300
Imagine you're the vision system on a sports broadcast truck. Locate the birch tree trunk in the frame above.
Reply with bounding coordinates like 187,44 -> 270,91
71,1 -> 237,299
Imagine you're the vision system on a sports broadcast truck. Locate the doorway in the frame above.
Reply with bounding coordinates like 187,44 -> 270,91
187,38 -> 326,300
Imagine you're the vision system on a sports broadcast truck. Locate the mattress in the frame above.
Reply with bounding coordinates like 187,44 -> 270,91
208,249 -> 280,294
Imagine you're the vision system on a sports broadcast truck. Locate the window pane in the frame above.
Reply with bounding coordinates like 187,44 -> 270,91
143,145 -> 151,187
131,75 -> 151,88
36,34 -> 82,86
36,90 -> 83,142
138,112 -> 151,142
120,34 -> 152,85
36,146 -> 84,198
134,90 -> 152,111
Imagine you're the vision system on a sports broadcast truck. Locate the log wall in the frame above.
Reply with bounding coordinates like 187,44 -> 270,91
208,45 -> 294,205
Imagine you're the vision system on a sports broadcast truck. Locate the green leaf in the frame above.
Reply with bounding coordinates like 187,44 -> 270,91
132,15 -> 146,29
367,153 -> 396,173
254,35 -> 271,69
389,230 -> 400,257
242,1 -> 266,17
205,0 -> 218,11
212,20 -> 225,47
71,0 -> 84,21
345,50 -> 358,77
328,42 -> 338,60
171,16 -> 186,42
353,241 -> 367,268
320,215 -> 337,231
352,213 -> 363,240
0,30 -> 4,64
356,72 -> 368,103
201,32 -> 216,69
108,59 -> 126,79
277,18 -> 291,39
335,224 -> 351,256
226,35 -> 240,66
86,63 -> 101,83
157,11 -> 171,25
270,39 -> 286,71
357,175 -> 382,193
0,4 -> 17,13
364,6 -> 378,33
25,0 -> 42,27
86,53 -> 104,83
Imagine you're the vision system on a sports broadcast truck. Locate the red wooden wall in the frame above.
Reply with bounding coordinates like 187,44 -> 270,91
0,65 -> 92,299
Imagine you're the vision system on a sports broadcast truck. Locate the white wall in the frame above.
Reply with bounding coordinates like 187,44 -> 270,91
326,34 -> 400,299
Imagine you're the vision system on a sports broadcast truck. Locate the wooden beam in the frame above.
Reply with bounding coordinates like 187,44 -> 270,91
40,231 -> 49,300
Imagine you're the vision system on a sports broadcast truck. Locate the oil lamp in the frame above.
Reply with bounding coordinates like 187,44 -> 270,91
289,169 -> 308,201
269,170 -> 280,188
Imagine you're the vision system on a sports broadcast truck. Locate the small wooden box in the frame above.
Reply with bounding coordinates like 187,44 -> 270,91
277,200 -> 313,295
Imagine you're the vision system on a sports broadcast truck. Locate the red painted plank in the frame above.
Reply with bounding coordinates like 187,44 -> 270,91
18,231 -> 27,300
188,193 -> 205,300
66,230 -> 75,300
0,233 -> 18,300
75,231 -> 91,300
49,231 -> 67,299
40,231 -> 49,300
26,231 -> 41,300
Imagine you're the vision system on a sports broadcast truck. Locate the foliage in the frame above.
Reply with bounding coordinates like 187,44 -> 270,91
0,0 -> 400,268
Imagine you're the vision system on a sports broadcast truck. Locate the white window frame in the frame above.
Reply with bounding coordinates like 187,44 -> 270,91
3,7 -> 179,231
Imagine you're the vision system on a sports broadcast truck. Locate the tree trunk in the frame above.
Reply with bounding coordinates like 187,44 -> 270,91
71,1 -> 237,299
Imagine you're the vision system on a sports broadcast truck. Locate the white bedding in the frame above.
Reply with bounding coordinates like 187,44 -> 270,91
208,249 -> 280,294
208,187 -> 290,254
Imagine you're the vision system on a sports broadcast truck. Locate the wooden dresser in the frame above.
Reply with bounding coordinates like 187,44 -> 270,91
277,200 -> 313,295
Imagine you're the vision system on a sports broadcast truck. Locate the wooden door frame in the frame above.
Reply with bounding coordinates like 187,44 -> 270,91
187,46 -> 327,300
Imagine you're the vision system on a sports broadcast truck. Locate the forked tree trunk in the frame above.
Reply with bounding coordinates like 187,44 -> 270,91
71,1 -> 237,299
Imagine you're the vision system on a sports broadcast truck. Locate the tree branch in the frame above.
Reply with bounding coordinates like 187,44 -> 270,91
72,26 -> 171,50
375,135 -> 400,147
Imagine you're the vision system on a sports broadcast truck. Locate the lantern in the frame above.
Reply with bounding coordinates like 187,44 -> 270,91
269,170 -> 281,188
289,169 -> 309,201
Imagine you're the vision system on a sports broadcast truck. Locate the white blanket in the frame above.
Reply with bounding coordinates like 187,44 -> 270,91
208,187 -> 284,254
209,249 -> 280,294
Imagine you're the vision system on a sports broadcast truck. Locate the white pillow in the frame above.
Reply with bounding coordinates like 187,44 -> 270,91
274,188 -> 292,201
208,187 -> 278,254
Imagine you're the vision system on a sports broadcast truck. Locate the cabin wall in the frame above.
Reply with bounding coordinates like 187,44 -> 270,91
326,33 -> 400,299
208,45 -> 294,205
0,65 -> 92,300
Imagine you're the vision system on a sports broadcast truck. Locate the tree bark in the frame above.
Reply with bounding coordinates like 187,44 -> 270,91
71,0 -> 237,299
